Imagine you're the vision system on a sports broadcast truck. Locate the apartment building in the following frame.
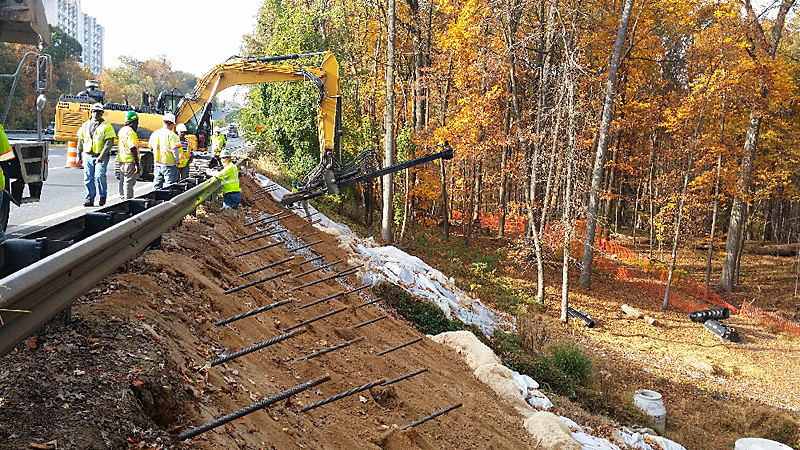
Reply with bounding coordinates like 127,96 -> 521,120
42,0 -> 104,75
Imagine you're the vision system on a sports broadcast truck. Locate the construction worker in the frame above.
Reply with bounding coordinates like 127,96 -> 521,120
175,123 -> 195,180
77,102 -> 116,207
149,113 -> 182,190
0,124 -> 15,243
212,149 -> 240,210
117,110 -> 141,201
209,128 -> 226,168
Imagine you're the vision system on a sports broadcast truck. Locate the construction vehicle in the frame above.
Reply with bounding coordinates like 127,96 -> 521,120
55,50 -> 452,209
0,0 -> 52,231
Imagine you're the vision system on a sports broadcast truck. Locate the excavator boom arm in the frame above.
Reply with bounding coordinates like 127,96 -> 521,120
176,51 -> 341,154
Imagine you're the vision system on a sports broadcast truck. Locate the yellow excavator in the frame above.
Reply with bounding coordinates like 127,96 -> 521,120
55,51 -> 342,179
55,50 -> 453,210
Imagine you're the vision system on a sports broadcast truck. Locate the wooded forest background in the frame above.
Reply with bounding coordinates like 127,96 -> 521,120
238,0 -> 800,316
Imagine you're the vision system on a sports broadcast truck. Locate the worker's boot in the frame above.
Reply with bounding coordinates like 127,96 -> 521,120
83,199 -> 93,207
99,197 -> 106,206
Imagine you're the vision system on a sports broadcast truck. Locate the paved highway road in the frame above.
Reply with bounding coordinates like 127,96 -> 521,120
7,137 -> 246,238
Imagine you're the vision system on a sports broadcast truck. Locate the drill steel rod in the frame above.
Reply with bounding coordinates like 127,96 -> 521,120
246,227 -> 288,242
355,297 -> 381,308
375,337 -> 424,356
238,256 -> 295,278
235,240 -> 283,257
282,307 -> 347,332
214,298 -> 293,326
299,378 -> 385,412
178,375 -> 330,440
401,403 -> 462,430
354,315 -> 388,329
288,265 -> 363,292
244,210 -> 284,227
223,269 -> 292,295
299,255 -> 325,266
211,329 -> 306,366
293,336 -> 364,362
288,239 -> 323,252
298,284 -> 371,310
380,368 -> 428,387
293,260 -> 342,279
246,212 -> 292,228
234,226 -> 286,243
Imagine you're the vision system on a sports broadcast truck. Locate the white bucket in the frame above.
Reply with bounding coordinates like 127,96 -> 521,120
734,438 -> 794,450
633,389 -> 666,434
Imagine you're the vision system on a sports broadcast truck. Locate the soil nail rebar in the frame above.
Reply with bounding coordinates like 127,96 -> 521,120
234,226 -> 286,243
238,257 -> 295,278
244,211 -> 284,227
288,239 -> 323,252
354,315 -> 388,329
380,368 -> 428,387
293,260 -> 342,279
236,234 -> 314,257
178,375 -> 331,440
401,403 -> 462,430
214,298 -> 294,326
298,285 -> 371,310
375,337 -> 423,356
299,255 -> 325,266
354,297 -> 381,309
224,269 -> 292,294
293,336 -> 364,362
282,307 -> 348,332
250,212 -> 292,228
288,265 -> 363,292
299,378 -> 385,412
211,329 -> 306,366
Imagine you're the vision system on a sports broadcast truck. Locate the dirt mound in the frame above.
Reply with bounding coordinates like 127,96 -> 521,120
0,175 -> 535,449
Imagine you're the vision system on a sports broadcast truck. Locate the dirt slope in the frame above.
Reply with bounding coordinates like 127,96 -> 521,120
0,175 -> 535,449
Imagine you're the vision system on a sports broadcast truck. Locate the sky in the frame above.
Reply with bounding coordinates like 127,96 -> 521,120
79,0 -> 264,102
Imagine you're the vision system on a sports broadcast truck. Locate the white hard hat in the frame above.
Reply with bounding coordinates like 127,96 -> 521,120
91,102 -> 104,112
162,112 -> 176,123
220,149 -> 232,158
176,123 -> 187,133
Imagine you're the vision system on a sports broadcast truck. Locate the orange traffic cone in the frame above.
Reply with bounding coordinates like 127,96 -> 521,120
66,141 -> 81,167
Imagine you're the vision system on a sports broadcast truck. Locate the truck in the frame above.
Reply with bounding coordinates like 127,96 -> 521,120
0,0 -> 52,231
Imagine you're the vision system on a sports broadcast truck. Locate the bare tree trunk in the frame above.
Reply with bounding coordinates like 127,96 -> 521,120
382,0 -> 396,244
579,0 -> 636,288
664,96 -> 707,309
648,135 -> 656,260
400,168 -> 410,242
499,144 -> 508,237
465,160 -> 476,247
440,158 -> 449,240
719,0 -> 795,291
561,57 -> 576,323
705,147 -> 723,300
632,181 -> 641,245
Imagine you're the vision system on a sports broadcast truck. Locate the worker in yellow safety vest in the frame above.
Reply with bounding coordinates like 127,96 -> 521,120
210,128 -> 226,168
175,123 -> 196,181
77,102 -> 116,207
117,110 -> 141,201
149,113 -> 182,190
0,124 -> 16,243
212,149 -> 240,210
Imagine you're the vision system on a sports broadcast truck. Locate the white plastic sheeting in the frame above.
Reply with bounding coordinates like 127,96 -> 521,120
256,176 -> 688,450
513,371 -> 554,411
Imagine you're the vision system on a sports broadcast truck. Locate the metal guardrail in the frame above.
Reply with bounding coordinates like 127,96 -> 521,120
0,176 -> 222,356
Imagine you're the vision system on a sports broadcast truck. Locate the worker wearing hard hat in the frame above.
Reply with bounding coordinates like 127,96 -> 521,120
77,102 -> 116,207
117,110 -> 141,201
0,124 -> 16,243
209,149 -> 240,210
175,123 -> 195,181
210,128 -> 226,168
149,113 -> 182,190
